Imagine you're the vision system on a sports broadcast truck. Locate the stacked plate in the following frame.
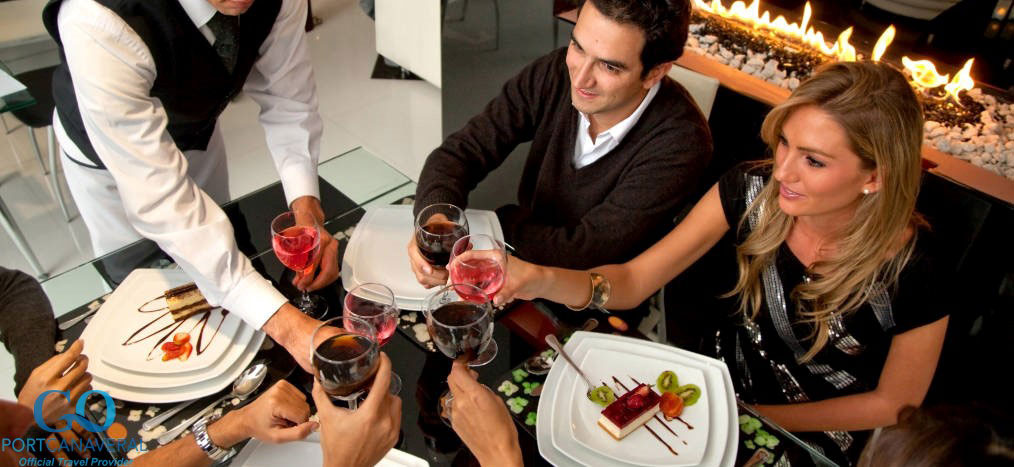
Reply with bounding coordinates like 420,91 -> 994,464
537,332 -> 738,466
81,269 -> 264,403
341,205 -> 505,310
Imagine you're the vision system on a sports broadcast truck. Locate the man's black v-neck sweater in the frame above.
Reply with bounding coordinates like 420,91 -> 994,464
416,47 -> 712,269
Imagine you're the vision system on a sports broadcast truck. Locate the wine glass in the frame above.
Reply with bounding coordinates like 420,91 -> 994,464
414,204 -> 469,268
424,284 -> 497,425
343,283 -> 402,394
448,234 -> 507,302
271,211 -> 327,318
310,316 -> 379,410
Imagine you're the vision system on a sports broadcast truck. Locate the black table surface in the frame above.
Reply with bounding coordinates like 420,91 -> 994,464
50,176 -> 833,467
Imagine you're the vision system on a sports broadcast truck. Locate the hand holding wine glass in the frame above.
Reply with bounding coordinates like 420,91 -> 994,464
408,204 -> 469,288
311,353 -> 402,467
448,234 -> 507,303
272,211 -> 327,318
289,196 -> 340,292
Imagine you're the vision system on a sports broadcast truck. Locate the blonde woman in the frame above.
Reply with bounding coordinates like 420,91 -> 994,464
484,61 -> 950,464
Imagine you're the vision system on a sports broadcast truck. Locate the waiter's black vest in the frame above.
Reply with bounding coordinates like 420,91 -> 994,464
42,0 -> 282,169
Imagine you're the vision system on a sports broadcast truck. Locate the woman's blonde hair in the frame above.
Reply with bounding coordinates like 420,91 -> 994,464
729,61 -> 926,362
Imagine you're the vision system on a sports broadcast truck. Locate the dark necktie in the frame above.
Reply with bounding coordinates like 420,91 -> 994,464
206,13 -> 240,73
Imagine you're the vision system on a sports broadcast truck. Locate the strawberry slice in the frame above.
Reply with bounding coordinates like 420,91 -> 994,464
660,392 -> 684,420
179,342 -> 193,361
173,333 -> 190,346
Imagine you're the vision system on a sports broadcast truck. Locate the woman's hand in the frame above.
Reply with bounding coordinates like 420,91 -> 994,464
407,236 -> 449,288
224,380 -> 316,445
446,358 -> 523,467
17,340 -> 91,427
462,253 -> 544,307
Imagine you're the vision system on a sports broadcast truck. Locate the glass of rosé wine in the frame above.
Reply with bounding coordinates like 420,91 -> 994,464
271,211 -> 327,318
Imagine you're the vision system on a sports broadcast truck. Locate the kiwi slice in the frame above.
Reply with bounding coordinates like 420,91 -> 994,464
676,384 -> 702,406
588,386 -> 616,407
657,371 -> 680,393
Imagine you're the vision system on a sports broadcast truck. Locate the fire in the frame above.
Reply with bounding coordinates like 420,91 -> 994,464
944,59 -> 975,104
693,0 -> 979,99
901,57 -> 951,88
872,25 -> 895,62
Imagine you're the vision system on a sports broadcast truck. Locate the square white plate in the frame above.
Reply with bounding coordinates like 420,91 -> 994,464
341,205 -> 504,310
230,432 -> 428,467
93,269 -> 243,374
567,347 -> 710,466
537,332 -> 737,467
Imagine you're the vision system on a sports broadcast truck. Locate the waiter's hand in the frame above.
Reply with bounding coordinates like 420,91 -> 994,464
291,196 -> 339,291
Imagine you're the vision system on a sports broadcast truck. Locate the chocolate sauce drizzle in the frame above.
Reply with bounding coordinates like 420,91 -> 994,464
609,376 -> 679,456
124,293 -> 227,361
630,376 -> 694,430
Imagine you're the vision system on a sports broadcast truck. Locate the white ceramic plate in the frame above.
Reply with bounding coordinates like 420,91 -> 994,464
83,320 -> 254,389
341,205 -> 504,310
89,330 -> 265,404
92,269 -> 243,374
567,347 -> 710,466
537,332 -> 737,467
230,432 -> 429,467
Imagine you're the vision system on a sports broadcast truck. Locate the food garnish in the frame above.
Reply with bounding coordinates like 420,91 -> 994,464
657,371 -> 679,393
659,392 -> 684,420
675,384 -> 701,406
588,385 -> 616,407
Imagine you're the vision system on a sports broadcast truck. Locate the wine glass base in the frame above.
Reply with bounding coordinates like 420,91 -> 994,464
468,338 -> 498,367
297,294 -> 329,319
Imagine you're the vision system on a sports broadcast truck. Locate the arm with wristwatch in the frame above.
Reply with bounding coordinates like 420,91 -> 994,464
130,380 -> 316,466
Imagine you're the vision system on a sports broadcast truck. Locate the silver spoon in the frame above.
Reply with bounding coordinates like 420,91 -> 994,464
156,362 -> 267,445
544,334 -> 596,399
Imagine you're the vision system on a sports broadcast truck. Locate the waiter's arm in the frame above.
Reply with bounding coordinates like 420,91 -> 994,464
57,1 -> 318,370
244,0 -> 336,291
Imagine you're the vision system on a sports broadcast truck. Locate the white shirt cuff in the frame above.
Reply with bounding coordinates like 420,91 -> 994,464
221,273 -> 288,330
279,164 -> 320,207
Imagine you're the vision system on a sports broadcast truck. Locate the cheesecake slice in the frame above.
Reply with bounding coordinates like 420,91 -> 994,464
165,283 -> 212,321
597,383 -> 661,440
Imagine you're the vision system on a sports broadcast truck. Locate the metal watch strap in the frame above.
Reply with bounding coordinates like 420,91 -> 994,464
192,416 -> 235,462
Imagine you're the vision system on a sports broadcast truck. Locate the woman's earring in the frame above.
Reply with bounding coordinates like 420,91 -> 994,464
862,188 -> 871,195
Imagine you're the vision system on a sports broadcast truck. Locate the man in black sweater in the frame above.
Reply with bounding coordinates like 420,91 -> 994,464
410,0 -> 712,288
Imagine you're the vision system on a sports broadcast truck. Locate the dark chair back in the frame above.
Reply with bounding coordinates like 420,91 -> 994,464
9,65 -> 57,129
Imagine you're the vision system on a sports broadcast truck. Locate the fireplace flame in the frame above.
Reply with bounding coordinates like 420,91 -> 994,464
872,25 -> 894,62
693,0 -> 977,94
943,59 -> 975,104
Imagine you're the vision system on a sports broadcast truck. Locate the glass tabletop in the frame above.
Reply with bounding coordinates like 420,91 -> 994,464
39,146 -> 837,466
0,67 -> 37,114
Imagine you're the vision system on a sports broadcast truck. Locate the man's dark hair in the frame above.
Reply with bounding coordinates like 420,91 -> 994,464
580,0 -> 691,78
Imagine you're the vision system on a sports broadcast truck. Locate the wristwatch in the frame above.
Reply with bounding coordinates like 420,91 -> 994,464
192,415 -> 236,463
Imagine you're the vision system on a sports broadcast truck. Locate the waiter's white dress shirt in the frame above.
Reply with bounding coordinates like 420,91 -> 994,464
53,0 -> 323,329
573,82 -> 660,169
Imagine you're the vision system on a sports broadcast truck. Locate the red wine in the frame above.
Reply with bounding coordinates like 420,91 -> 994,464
427,302 -> 492,360
273,226 -> 319,273
449,258 -> 504,302
313,334 -> 379,398
345,302 -> 398,346
416,220 -> 467,266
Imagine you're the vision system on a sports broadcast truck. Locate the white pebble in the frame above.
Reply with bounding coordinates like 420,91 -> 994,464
87,300 -> 102,312
128,410 -> 142,422
968,88 -> 983,99
701,34 -> 717,44
127,444 -> 147,460
984,95 -> 997,106
936,139 -> 951,152
54,340 -> 67,352
230,398 -> 239,406
144,406 -> 160,417
786,78 -> 800,90
925,121 -> 940,131
1005,168 -> 1014,180
740,65 -> 759,75
138,426 -> 167,443
719,49 -> 733,60
689,24 -> 704,34
971,155 -> 985,167
746,57 -> 765,68
707,43 -> 719,54
929,126 -> 948,138
729,58 -> 742,69
1007,152 -> 1014,167
402,312 -> 417,323
962,125 -> 979,139
411,323 -> 430,342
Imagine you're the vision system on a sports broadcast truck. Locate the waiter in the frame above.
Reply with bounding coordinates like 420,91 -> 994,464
42,0 -> 335,370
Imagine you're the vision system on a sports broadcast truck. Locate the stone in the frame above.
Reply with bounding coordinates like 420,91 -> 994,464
719,49 -> 734,60
928,126 -> 948,138
729,58 -> 742,69
746,57 -> 765,68
925,121 -> 940,131
786,77 -> 800,90
740,65 -> 759,75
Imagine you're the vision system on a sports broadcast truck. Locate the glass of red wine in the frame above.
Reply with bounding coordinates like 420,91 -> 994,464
414,204 -> 469,269
343,283 -> 402,394
448,234 -> 507,302
271,211 -> 327,318
423,283 -> 496,425
311,316 -> 401,410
